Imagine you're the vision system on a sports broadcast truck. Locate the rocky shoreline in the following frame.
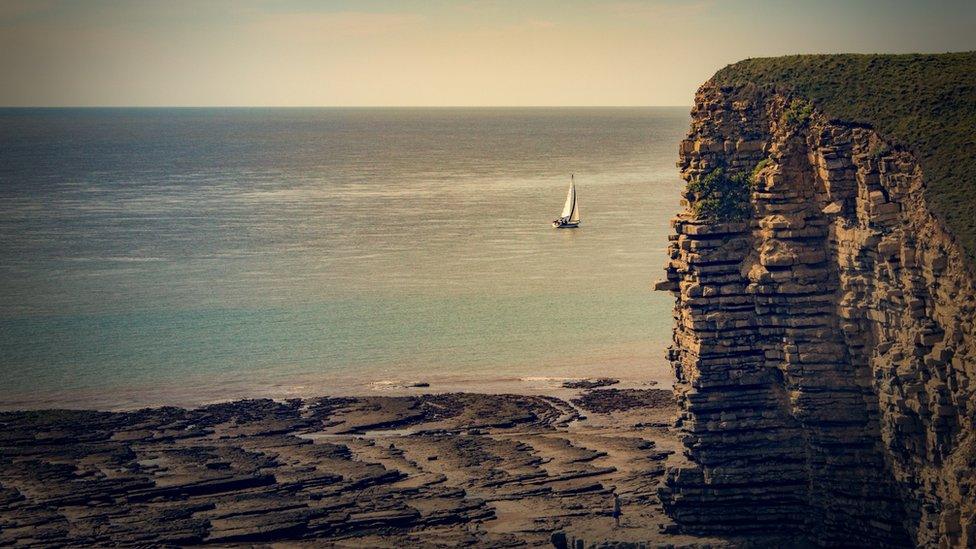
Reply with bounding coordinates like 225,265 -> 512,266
0,385 -> 761,547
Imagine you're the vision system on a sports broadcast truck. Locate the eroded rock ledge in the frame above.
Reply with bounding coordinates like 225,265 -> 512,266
1,390 -> 723,547
656,82 -> 976,547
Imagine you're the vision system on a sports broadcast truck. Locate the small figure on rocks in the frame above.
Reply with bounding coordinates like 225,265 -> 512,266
612,492 -> 622,528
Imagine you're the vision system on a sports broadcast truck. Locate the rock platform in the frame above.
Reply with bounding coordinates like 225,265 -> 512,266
0,388 -> 754,547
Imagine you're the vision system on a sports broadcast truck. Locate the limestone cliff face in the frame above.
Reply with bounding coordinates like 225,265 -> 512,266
656,82 -> 976,547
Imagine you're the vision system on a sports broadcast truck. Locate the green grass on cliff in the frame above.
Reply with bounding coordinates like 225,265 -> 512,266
687,168 -> 753,221
711,52 -> 976,263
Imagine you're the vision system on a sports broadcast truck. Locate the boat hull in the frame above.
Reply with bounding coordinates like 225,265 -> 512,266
552,221 -> 580,228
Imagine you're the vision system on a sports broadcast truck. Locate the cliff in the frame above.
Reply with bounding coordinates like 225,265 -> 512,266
656,54 -> 976,547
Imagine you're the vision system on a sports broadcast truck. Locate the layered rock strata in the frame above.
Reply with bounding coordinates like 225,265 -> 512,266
657,83 -> 976,547
0,390 -> 730,547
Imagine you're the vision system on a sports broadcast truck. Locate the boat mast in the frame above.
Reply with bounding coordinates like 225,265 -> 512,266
569,175 -> 580,223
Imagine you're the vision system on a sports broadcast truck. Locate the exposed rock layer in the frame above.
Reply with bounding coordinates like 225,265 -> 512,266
657,82 -> 976,547
0,390 -> 737,547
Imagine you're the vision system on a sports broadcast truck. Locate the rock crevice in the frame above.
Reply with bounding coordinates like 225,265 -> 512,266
657,83 -> 976,547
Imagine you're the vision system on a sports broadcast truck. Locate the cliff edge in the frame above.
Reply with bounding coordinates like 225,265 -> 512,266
657,53 -> 976,547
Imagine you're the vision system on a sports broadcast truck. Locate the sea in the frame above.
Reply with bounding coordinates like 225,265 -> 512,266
0,107 -> 689,409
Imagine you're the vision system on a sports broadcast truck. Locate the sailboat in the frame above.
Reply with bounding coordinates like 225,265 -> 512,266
552,174 -> 581,228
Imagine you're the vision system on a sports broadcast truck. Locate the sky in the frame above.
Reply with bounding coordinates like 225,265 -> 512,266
1,0 -> 975,107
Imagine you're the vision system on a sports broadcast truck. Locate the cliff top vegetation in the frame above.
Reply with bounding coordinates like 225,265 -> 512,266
711,52 -> 976,263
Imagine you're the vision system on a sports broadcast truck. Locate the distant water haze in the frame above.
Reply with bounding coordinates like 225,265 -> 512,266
0,107 -> 687,409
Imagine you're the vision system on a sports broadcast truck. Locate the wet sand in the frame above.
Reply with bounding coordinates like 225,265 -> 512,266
0,364 -> 677,412
0,382 -> 747,547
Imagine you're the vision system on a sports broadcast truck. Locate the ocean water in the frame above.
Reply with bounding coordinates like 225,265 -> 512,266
0,107 -> 688,409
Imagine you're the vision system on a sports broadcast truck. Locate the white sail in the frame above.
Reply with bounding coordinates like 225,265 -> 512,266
560,180 -> 576,219
569,184 -> 580,223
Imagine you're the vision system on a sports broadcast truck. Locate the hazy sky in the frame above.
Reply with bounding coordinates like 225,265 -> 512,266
2,0 -> 975,106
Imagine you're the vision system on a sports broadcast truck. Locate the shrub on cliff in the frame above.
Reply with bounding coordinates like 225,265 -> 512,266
781,98 -> 814,128
687,168 -> 752,221
752,158 -> 772,181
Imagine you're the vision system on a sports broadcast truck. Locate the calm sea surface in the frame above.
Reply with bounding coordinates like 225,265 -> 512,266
0,107 -> 688,409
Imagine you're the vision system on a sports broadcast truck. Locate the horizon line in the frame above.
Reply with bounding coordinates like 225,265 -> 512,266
0,104 -> 694,109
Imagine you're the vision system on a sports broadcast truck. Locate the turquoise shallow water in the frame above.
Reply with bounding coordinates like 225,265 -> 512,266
0,107 -> 687,408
